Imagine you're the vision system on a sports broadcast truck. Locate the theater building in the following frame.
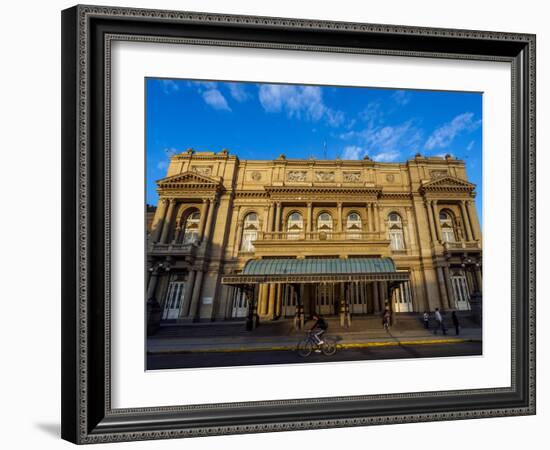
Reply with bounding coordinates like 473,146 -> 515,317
147,149 -> 482,327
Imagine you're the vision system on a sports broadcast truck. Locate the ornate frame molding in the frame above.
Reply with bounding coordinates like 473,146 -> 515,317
61,5 -> 535,444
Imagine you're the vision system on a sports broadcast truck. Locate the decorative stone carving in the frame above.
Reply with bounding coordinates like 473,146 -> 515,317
385,173 -> 395,182
430,170 -> 448,179
287,170 -> 307,182
315,171 -> 335,182
343,172 -> 361,182
250,171 -> 262,181
192,166 -> 213,176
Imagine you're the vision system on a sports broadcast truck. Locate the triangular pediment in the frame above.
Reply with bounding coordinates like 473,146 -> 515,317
421,176 -> 475,191
157,171 -> 220,187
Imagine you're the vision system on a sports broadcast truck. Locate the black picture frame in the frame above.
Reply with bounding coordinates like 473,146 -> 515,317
61,4 -> 536,444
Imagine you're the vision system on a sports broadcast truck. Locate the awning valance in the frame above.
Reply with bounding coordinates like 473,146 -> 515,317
221,257 -> 408,285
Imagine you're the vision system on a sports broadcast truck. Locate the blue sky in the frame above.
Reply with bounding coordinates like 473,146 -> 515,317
146,78 -> 482,222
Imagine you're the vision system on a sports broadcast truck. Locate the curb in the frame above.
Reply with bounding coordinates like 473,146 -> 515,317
147,338 -> 481,355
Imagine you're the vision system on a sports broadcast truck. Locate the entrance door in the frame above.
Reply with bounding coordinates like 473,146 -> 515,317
315,283 -> 335,315
162,281 -> 185,319
282,284 -> 297,317
349,282 -> 368,314
451,272 -> 471,310
231,287 -> 248,318
393,280 -> 413,312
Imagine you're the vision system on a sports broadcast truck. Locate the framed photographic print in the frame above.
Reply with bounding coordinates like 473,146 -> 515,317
61,4 -> 536,444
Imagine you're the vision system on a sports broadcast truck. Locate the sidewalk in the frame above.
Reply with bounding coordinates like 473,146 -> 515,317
147,327 -> 481,355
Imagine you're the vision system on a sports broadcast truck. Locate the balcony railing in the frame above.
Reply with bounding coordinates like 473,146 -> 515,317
442,240 -> 481,251
256,231 -> 385,241
148,241 -> 199,255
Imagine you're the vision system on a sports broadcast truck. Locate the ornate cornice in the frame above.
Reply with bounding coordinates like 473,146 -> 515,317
419,176 -> 476,195
156,171 -> 224,194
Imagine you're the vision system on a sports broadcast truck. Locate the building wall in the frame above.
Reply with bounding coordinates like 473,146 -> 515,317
147,150 -> 482,321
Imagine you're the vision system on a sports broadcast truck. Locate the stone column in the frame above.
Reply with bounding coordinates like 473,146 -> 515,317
267,283 -> 277,319
262,205 -> 270,233
367,203 -> 373,232
443,265 -> 455,310
202,198 -> 217,246
266,203 -> 274,233
375,203 -> 382,233
460,200 -> 473,241
198,199 -> 209,241
465,200 -> 479,241
373,281 -> 380,313
436,266 -> 450,310
275,284 -> 282,317
337,202 -> 343,233
147,267 -> 160,300
307,202 -> 313,234
180,270 -> 196,317
151,199 -> 168,243
274,202 -> 281,232
401,217 -> 409,250
405,207 -> 416,249
187,270 -> 204,321
425,200 -> 437,243
474,267 -> 483,293
431,200 -> 441,242
379,281 -> 387,311
159,199 -> 176,244
258,284 -> 269,316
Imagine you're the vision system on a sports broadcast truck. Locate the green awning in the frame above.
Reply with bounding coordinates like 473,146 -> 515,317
222,257 -> 408,285
243,257 -> 396,275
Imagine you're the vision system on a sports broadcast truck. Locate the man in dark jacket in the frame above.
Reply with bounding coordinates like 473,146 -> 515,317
451,311 -> 460,335
310,314 -> 328,344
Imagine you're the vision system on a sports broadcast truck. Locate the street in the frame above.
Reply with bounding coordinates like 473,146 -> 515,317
147,341 -> 482,370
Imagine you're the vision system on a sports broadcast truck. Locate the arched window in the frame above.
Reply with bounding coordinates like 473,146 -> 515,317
182,210 -> 201,244
317,212 -> 333,238
439,211 -> 456,243
346,212 -> 362,239
241,212 -> 259,252
388,213 -> 405,250
286,212 -> 303,240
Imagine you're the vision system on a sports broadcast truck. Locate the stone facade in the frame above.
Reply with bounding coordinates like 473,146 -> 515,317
147,149 -> 482,323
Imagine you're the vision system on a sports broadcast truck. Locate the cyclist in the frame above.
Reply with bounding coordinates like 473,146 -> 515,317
310,314 -> 328,345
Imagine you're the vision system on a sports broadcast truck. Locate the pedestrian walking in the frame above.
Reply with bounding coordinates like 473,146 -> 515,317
382,308 -> 391,331
423,311 -> 430,330
433,308 -> 447,335
452,311 -> 460,335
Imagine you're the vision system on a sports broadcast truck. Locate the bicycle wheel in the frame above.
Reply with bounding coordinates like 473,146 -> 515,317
297,339 -> 313,357
321,337 -> 337,356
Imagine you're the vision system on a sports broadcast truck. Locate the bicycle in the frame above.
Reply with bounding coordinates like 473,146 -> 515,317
297,331 -> 337,357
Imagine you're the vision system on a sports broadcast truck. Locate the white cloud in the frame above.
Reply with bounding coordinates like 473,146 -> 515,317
227,83 -> 250,102
156,160 -> 168,171
359,102 -> 383,127
342,145 -> 363,160
372,150 -> 401,162
466,140 -> 475,152
187,81 -> 218,90
339,119 -> 422,163
392,90 -> 411,106
425,112 -> 480,150
258,84 -> 344,127
202,89 -> 231,111
159,79 -> 179,94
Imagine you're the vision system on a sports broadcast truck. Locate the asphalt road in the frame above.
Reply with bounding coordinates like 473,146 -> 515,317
147,341 -> 482,370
